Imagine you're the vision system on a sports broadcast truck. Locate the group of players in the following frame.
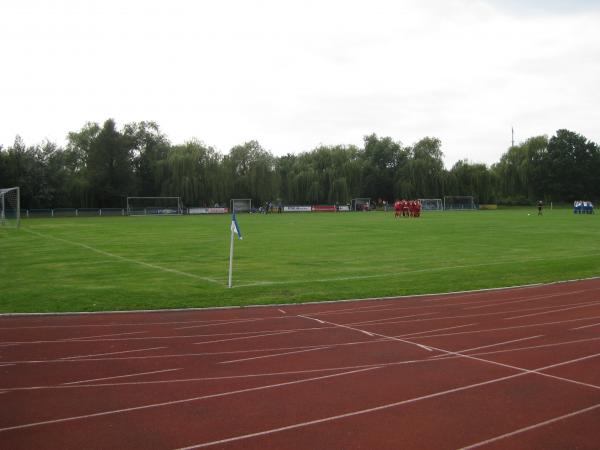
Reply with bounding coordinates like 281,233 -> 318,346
394,199 -> 422,218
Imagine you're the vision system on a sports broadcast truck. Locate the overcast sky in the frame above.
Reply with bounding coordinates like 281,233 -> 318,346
1,0 -> 599,167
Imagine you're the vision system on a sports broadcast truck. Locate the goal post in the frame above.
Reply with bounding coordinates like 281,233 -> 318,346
418,198 -> 443,211
230,199 -> 252,213
351,198 -> 371,211
443,196 -> 476,211
126,197 -> 183,216
0,187 -> 20,228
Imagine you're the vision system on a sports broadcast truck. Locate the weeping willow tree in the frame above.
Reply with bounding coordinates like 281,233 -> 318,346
159,140 -> 225,206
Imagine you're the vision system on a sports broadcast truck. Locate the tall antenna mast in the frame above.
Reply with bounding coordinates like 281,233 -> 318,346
511,126 -> 515,147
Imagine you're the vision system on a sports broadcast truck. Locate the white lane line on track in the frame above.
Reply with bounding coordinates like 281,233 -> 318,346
430,335 -> 544,358
4,336 -> 600,392
298,315 -> 326,325
302,315 -> 430,350
460,403 -> 600,449
216,325 -> 477,364
504,301 -> 600,320
278,309 -> 286,314
60,346 -> 167,360
219,346 -> 334,364
0,367 -> 381,433
173,353 -> 600,450
64,331 -> 149,341
61,368 -> 183,385
23,228 -> 223,286
346,311 -> 439,326
463,289 -> 597,310
410,315 -> 600,340
193,330 -> 296,345
174,318 -> 275,331
571,322 -> 600,330
2,331 -> 150,346
349,301 -> 600,328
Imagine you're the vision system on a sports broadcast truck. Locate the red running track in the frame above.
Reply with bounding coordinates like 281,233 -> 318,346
1,279 -> 600,449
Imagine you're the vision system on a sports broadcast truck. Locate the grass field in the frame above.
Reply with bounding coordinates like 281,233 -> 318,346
1,209 -> 599,313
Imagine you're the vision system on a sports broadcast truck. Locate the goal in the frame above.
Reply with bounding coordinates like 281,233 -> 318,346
351,198 -> 371,211
418,198 -> 443,211
126,197 -> 183,216
0,187 -> 20,228
443,196 -> 476,210
230,199 -> 252,213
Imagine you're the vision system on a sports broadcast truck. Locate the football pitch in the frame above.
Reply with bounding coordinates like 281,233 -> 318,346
1,209 -> 599,313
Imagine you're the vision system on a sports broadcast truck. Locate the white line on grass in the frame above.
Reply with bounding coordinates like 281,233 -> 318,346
23,228 -> 223,286
460,403 -> 600,449
173,353 -> 600,450
61,368 -> 183,385
60,346 -> 167,360
230,254 -> 600,288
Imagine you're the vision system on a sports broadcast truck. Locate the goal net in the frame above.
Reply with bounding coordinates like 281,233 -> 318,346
0,187 -> 20,228
126,197 -> 182,216
230,199 -> 252,213
443,196 -> 476,210
351,198 -> 371,211
418,198 -> 443,211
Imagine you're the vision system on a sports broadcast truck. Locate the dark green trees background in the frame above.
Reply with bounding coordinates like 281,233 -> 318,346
1,119 -> 598,208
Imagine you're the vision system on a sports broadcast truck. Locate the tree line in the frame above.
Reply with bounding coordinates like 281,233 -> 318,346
1,118 -> 599,209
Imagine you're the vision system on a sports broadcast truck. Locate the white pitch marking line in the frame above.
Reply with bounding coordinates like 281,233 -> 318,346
24,228 -> 223,285
219,346 -> 333,364
460,403 -> 600,449
571,322 -> 600,330
0,366 -> 380,433
431,335 -> 544,358
504,301 -> 600,320
193,330 -> 296,345
60,346 -> 167,360
173,352 -> 600,450
61,368 -> 183,385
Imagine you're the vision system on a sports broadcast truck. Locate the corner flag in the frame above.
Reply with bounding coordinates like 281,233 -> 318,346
228,212 -> 243,288
231,212 -> 243,240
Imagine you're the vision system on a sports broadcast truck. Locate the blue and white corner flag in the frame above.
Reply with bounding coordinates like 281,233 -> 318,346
231,212 -> 243,240
228,212 -> 243,288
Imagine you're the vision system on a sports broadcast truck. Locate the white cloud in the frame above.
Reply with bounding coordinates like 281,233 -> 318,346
1,0 -> 599,167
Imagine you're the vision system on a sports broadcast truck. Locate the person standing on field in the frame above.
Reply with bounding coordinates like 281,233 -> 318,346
537,200 -> 543,216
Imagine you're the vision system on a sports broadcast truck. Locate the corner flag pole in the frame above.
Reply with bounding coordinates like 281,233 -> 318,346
228,212 -> 242,288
